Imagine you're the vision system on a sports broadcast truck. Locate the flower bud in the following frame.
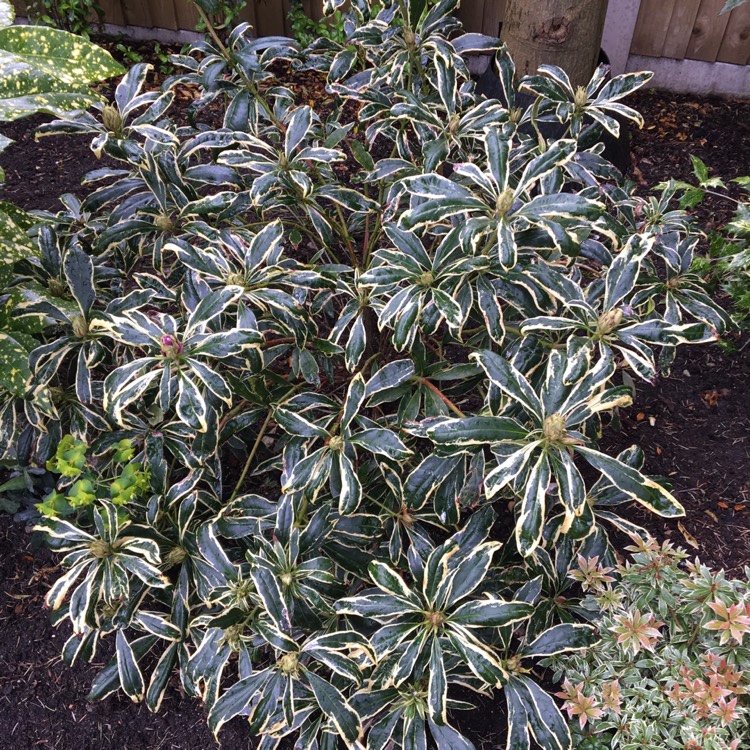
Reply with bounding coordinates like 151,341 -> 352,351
328,435 -> 344,452
543,413 -> 568,443
597,308 -> 624,335
417,271 -> 435,287
279,652 -> 299,675
426,611 -> 445,630
160,334 -> 183,359
102,104 -> 124,136
71,314 -> 88,338
495,187 -> 515,217
226,272 -> 246,287
573,86 -> 589,112
89,539 -> 112,559
222,624 -> 245,652
165,545 -> 189,566
47,278 -> 68,298
154,214 -> 174,232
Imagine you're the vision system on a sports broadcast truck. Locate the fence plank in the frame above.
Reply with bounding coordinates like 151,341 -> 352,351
120,0 -> 152,27
310,0 -> 325,23
149,1 -> 180,30
173,0 -> 200,31
481,0 -> 505,37
662,0 -> 702,60
686,0 -> 732,62
254,0 -> 286,36
98,0 -> 126,26
281,0 -> 293,35
457,0 -> 486,34
631,0 -> 678,57
240,0 -> 259,33
717,4 -> 750,64
10,0 -> 750,71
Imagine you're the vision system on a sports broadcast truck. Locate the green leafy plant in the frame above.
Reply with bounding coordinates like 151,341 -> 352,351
548,537 -> 750,750
152,43 -> 175,75
288,0 -> 346,48
0,464 -> 55,516
0,8 -> 122,469
25,0 -> 104,38
114,41 -> 144,66
37,434 -> 148,516
0,0 -> 732,747
0,0 -> 123,176
0,20 -> 121,121
570,725 -> 614,750
192,0 -> 247,33
671,156 -> 750,333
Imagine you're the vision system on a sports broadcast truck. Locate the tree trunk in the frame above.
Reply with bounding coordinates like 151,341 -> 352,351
501,0 -> 609,88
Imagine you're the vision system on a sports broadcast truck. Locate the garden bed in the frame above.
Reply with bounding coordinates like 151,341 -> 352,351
1,55 -> 749,749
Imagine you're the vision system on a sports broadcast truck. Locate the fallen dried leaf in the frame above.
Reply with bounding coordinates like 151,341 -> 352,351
630,164 -> 648,186
636,412 -> 646,421
735,505 -> 746,512
678,521 -> 699,549
701,388 -> 730,407
718,501 -> 729,509
705,509 -> 719,522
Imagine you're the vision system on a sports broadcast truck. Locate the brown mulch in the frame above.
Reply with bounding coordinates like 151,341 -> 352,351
601,89 -> 750,576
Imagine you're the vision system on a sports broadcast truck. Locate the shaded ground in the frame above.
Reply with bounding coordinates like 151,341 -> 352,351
602,334 -> 750,576
601,89 -> 750,575
1,70 -> 749,749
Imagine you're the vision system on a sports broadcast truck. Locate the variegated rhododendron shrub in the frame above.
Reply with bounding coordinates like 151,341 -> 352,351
1,0 -> 734,747
547,538 -> 750,750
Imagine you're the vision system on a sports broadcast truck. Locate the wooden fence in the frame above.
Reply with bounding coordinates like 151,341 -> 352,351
632,0 -> 750,65
12,0 -> 507,39
12,0 -> 750,66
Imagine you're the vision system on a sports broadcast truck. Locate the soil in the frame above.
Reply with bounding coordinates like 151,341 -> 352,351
601,89 -> 750,577
1,58 -> 749,750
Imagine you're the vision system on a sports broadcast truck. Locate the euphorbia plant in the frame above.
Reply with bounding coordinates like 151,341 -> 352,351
0,0 -> 732,747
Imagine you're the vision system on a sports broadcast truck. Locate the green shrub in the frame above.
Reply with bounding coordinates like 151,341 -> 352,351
547,537 -> 750,750
671,156 -> 750,333
288,0 -> 347,48
24,0 -> 104,38
0,0 -> 733,747
193,0 -> 248,34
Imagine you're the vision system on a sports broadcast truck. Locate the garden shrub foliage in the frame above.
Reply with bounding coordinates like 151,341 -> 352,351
1,0 -> 734,747
549,538 -> 750,750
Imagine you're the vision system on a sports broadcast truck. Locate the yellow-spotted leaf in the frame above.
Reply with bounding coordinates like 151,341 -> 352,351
0,332 -> 31,396
0,26 -> 124,86
0,62 -> 97,120
0,208 -> 36,263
